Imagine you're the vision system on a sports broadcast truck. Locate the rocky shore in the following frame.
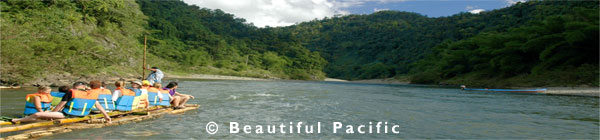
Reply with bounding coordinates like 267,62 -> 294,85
1,73 -> 270,88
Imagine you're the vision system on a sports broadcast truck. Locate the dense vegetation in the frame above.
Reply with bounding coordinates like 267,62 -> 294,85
1,0 -> 148,84
1,0 -> 597,87
411,5 -> 599,87
136,0 -> 326,80
0,0 -> 327,85
281,1 -> 598,82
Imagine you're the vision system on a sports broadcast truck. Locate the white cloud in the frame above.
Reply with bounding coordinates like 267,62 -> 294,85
374,8 -> 389,12
184,0 -> 362,27
504,0 -> 526,6
465,5 -> 483,14
469,9 -> 485,14
183,0 -> 409,27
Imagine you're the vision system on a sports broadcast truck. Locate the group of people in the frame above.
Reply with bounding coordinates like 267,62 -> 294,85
11,67 -> 194,124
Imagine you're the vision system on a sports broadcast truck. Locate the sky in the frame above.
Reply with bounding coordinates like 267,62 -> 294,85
183,0 -> 527,27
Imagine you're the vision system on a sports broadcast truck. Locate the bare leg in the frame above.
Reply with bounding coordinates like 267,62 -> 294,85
12,112 -> 65,123
177,95 -> 190,107
170,96 -> 181,107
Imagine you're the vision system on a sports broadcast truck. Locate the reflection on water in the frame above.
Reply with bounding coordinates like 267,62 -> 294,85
1,80 -> 597,139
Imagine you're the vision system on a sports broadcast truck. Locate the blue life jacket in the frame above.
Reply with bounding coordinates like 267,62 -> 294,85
24,93 -> 52,115
157,88 -> 171,106
90,89 -> 115,111
146,87 -> 162,106
159,93 -> 171,106
115,88 -> 137,111
62,89 -> 99,117
50,91 -> 65,106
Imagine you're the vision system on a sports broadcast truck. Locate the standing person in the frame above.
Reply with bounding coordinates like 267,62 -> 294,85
163,82 -> 194,109
23,86 -> 53,115
146,66 -> 164,85
12,81 -> 111,123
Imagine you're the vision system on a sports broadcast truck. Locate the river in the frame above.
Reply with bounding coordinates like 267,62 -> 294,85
1,80 -> 598,139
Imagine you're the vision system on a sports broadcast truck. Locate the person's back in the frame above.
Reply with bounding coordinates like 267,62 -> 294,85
154,83 -> 176,106
131,81 -> 149,109
12,81 -> 112,124
90,87 -> 114,111
146,66 -> 164,85
50,86 -> 69,107
114,81 -> 141,111
143,80 -> 163,106
63,81 -> 104,117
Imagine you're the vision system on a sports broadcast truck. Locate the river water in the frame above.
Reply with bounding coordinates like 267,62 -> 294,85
1,80 -> 598,139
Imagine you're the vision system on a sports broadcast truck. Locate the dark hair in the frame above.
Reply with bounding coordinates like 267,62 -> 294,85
101,82 -> 106,87
89,80 -> 102,89
151,66 -> 158,69
58,86 -> 70,93
72,82 -> 87,88
165,82 -> 178,89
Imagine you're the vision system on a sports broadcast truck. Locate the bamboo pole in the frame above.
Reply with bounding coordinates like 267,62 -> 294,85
143,36 -> 147,80
0,121 -> 14,125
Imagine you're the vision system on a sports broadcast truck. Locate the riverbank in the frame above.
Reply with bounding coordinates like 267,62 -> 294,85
545,87 -> 600,97
323,78 -> 599,97
0,73 -> 272,88
165,74 -> 270,81
4,74 -> 598,97
348,78 -> 409,84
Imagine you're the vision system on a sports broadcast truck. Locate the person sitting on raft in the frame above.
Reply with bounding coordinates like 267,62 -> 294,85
142,80 -> 163,105
12,81 -> 111,123
89,81 -> 114,112
131,81 -> 149,109
23,86 -> 53,116
112,81 -> 129,102
163,82 -> 194,109
154,82 -> 181,107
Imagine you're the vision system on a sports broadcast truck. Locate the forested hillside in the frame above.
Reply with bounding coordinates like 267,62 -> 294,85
411,5 -> 598,87
1,0 -> 597,87
281,1 -> 598,82
1,0 -> 149,85
136,0 -> 326,80
0,0 -> 327,85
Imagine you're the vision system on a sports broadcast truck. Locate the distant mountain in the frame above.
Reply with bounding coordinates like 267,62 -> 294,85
281,1 -> 598,82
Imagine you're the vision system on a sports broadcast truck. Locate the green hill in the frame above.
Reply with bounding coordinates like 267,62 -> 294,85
0,0 -> 327,85
1,0 -> 597,87
136,0 -> 326,80
1,0 -> 149,85
281,1 -> 598,83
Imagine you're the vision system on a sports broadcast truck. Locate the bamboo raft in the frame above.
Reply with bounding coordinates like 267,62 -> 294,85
0,104 -> 200,140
